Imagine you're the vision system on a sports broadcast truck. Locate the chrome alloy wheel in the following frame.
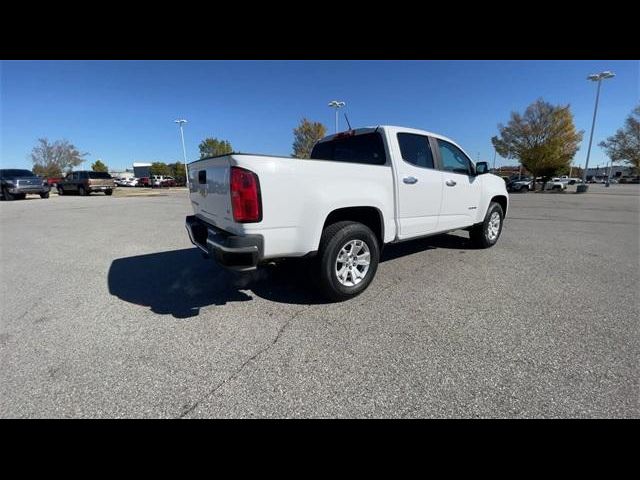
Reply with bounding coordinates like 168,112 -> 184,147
487,211 -> 501,241
335,239 -> 371,287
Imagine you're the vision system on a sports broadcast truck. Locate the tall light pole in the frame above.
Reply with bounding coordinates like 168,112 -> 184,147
174,119 -> 189,188
328,100 -> 346,133
579,71 -> 615,192
492,149 -> 497,171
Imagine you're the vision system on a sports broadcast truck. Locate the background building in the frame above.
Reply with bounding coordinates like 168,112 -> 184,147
109,169 -> 135,180
133,162 -> 152,179
584,165 -> 634,181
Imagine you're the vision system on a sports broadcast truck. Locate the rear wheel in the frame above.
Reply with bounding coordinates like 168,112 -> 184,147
469,202 -> 504,249
57,187 -> 64,196
316,221 -> 380,301
105,189 -> 113,196
40,192 -> 50,199
78,185 -> 87,196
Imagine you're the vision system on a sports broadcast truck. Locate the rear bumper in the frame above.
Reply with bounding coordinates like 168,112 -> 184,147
185,215 -> 263,272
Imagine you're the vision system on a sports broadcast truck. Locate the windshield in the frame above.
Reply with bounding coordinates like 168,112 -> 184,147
88,172 -> 112,179
310,132 -> 387,165
1,169 -> 36,178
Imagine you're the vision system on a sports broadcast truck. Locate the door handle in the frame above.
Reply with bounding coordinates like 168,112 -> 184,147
403,176 -> 418,184
445,179 -> 457,186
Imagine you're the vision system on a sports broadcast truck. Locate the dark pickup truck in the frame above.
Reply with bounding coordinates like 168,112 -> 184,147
0,169 -> 50,200
57,171 -> 115,196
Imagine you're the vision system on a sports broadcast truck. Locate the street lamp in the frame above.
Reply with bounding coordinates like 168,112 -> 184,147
174,119 -> 189,188
328,100 -> 346,133
578,71 -> 615,192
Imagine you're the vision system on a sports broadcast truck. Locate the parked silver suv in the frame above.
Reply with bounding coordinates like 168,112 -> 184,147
0,169 -> 50,200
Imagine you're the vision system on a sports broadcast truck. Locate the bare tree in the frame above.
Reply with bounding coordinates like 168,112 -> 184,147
30,138 -> 89,177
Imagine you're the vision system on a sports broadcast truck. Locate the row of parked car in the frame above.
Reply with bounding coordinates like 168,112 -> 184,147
504,175 -> 581,193
114,175 -> 184,188
504,173 -> 639,192
0,169 -> 117,200
0,169 -> 188,201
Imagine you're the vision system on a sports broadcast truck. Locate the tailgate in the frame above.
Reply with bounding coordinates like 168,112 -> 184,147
188,156 -> 236,233
89,179 -> 115,187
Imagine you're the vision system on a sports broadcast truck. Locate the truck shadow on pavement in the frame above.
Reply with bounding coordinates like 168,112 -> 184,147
107,233 -> 473,318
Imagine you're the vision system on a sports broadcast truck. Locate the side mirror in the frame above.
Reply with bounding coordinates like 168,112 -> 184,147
476,162 -> 489,175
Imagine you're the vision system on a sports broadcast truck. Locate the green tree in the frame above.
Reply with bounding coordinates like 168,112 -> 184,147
292,118 -> 327,158
492,99 -> 583,191
30,138 -> 88,177
91,159 -> 108,172
149,162 -> 171,176
169,162 -> 186,183
599,104 -> 640,174
199,137 -> 233,158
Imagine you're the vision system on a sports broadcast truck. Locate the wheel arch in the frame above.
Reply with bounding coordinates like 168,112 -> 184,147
320,206 -> 384,249
491,195 -> 508,218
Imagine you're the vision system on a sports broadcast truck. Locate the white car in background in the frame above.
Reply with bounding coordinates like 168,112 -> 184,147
115,177 -> 137,187
546,178 -> 567,191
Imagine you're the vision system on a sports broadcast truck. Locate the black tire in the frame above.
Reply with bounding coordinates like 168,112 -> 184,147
316,221 -> 380,301
57,187 -> 64,196
2,186 -> 15,201
469,202 -> 504,249
78,186 -> 87,196
40,192 -> 50,199
105,189 -> 113,196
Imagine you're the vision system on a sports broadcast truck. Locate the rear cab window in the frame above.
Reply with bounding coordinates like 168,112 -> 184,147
88,172 -> 112,179
310,132 -> 387,165
1,169 -> 35,178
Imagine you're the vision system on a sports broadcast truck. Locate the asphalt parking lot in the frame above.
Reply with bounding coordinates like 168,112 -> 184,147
1,185 -> 639,418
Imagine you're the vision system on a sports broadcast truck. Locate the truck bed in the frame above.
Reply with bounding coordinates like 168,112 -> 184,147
187,154 -> 396,259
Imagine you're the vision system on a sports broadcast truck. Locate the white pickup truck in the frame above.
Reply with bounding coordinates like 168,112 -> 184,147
185,126 -> 508,300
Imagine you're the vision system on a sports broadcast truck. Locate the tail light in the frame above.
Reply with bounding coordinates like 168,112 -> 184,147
230,166 -> 262,223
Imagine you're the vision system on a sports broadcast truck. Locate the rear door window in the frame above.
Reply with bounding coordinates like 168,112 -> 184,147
397,133 -> 435,169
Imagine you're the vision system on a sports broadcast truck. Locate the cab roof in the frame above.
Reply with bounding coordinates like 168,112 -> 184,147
317,125 -> 470,160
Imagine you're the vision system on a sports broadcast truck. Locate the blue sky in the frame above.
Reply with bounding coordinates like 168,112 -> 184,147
1,60 -> 638,171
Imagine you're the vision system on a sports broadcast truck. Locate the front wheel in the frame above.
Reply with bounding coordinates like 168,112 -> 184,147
469,202 -> 504,249
104,189 -> 113,196
316,221 -> 380,301
78,186 -> 87,196
2,186 -> 15,201
40,192 -> 50,199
